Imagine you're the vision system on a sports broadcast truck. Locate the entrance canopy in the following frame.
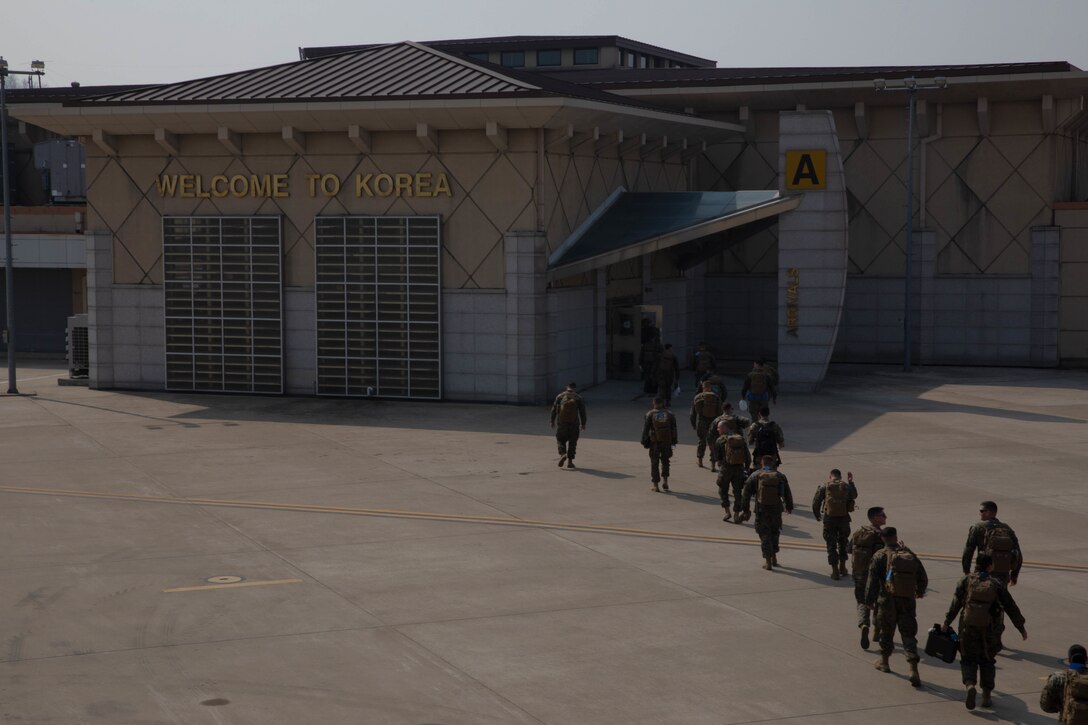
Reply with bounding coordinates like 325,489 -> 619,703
547,189 -> 801,281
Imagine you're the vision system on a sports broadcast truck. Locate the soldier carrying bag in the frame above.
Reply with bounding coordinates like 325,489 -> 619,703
924,623 -> 959,663
885,548 -> 920,598
756,472 -> 781,507
695,392 -> 722,419
651,410 -> 674,445
723,434 -> 747,466
964,574 -> 1000,628
823,479 -> 851,518
557,394 -> 579,423
1063,671 -> 1088,725
983,523 -> 1016,576
749,371 -> 768,394
850,528 -> 882,577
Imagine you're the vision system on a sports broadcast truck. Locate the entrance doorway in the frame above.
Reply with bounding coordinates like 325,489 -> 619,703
608,304 -> 663,380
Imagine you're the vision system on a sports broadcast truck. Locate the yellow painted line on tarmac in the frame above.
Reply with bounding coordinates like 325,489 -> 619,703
162,578 -> 303,593
2,485 -> 1087,575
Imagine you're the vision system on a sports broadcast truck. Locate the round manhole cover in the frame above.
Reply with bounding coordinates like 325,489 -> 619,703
205,575 -> 243,584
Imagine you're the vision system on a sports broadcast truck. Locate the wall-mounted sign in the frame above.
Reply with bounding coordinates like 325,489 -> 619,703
785,150 -> 826,190
156,172 -> 452,199
786,267 -> 800,337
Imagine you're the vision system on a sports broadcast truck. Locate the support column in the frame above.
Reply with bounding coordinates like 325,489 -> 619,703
85,230 -> 114,388
917,230 -> 937,364
505,231 -> 548,402
1031,226 -> 1060,366
776,111 -> 849,392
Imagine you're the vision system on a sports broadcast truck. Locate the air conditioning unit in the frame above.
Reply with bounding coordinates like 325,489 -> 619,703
66,314 -> 88,378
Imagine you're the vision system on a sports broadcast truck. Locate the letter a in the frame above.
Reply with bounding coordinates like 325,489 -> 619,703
791,154 -> 820,187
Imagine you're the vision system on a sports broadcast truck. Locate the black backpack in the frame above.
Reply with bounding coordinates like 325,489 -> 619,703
755,423 -> 778,452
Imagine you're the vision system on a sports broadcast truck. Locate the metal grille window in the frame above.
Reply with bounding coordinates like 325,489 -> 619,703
163,216 -> 283,394
315,216 -> 440,399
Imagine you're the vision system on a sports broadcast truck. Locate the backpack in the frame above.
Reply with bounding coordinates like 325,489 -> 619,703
850,527 -> 883,577
724,434 -> 747,466
885,548 -> 920,598
695,392 -> 722,419
756,472 -> 781,507
749,371 -> 768,394
983,523 -> 1016,576
651,410 -> 674,445
1063,671 -> 1088,725
963,574 -> 999,628
754,423 -> 778,453
557,394 -> 579,423
823,479 -> 850,518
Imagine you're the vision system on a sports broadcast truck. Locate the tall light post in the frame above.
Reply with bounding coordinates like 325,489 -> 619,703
0,57 -> 45,394
874,76 -> 947,371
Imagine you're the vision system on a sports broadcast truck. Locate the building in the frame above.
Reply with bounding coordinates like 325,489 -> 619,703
9,36 -> 1088,401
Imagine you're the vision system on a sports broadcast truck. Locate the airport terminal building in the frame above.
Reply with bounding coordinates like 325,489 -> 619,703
10,36 -> 1088,402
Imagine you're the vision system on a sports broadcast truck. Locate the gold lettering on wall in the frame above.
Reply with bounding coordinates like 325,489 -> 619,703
157,172 -> 452,199
786,267 -> 800,337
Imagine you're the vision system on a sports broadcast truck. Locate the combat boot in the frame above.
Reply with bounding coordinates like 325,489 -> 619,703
980,690 -> 992,707
830,565 -> 840,580
908,661 -> 920,687
558,455 -> 567,467
651,483 -> 661,493
860,625 -> 870,650
874,653 -> 890,673
661,479 -> 669,492
697,457 -> 704,468
710,461 -> 717,473
838,561 -> 849,577
722,509 -> 732,522
762,556 -> 774,571
772,554 -> 778,566
965,684 -> 977,710
566,459 -> 575,469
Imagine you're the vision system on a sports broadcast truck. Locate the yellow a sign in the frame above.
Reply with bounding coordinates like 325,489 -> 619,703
785,150 -> 827,190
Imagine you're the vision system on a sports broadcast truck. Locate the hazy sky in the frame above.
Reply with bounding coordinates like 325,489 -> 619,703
4,0 -> 1087,88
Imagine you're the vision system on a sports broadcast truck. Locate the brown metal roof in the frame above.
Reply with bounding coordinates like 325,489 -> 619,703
74,42 -> 542,105
543,61 -> 1080,89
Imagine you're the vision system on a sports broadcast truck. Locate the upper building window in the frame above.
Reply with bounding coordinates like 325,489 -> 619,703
467,52 -> 489,62
573,48 -> 599,65
537,49 -> 561,66
638,55 -> 648,69
501,51 -> 525,68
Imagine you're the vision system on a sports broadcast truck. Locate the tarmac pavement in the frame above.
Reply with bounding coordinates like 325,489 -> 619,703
1,361 -> 1086,723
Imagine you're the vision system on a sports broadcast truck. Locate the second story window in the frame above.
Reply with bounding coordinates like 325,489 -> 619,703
501,51 -> 525,68
537,49 -> 561,66
573,47 -> 599,65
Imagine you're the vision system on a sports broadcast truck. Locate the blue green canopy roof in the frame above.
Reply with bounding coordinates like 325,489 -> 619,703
547,189 -> 800,280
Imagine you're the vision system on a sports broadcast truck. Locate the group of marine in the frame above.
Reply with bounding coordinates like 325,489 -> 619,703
547,336 -> 1086,721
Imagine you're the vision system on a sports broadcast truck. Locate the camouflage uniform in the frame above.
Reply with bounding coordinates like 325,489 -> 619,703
865,544 -> 928,665
741,368 -> 776,412
748,418 -> 784,466
812,478 -> 859,567
962,518 -> 1023,586
712,433 -> 750,518
943,572 -> 1026,695
1041,667 -> 1088,717
692,348 -> 716,387
689,391 -> 722,462
740,468 -> 793,560
642,406 -> 677,486
654,349 -> 679,406
549,390 -> 586,462
707,412 -> 750,466
848,524 -> 883,628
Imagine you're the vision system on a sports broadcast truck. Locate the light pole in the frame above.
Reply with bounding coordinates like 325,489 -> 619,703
874,76 -> 947,372
0,57 -> 45,395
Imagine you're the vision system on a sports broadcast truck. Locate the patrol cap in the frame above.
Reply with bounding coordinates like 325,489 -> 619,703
881,526 -> 898,539
1070,644 -> 1087,664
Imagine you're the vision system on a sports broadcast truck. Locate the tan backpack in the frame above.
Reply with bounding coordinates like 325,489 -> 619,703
650,410 -> 674,445
557,393 -> 579,423
756,472 -> 780,506
850,527 -> 882,577
749,371 -> 768,394
695,392 -> 722,419
823,479 -> 851,518
1063,671 -> 1088,725
963,574 -> 999,628
723,434 -> 747,466
983,523 -> 1016,576
885,548 -> 920,598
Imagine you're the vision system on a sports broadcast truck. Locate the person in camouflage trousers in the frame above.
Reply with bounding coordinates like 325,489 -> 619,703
865,527 -> 927,687
712,419 -> 750,522
848,506 -> 887,650
1040,644 -> 1088,721
811,469 -> 858,580
641,396 -> 677,493
689,380 -> 723,469
942,554 -> 1028,710
740,456 -> 793,570
549,382 -> 586,469
707,403 -> 750,469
